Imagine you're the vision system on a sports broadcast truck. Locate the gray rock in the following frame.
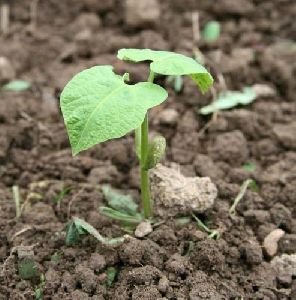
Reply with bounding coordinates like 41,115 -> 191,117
150,164 -> 217,218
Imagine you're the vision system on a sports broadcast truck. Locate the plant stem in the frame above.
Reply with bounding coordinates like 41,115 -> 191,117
140,70 -> 155,219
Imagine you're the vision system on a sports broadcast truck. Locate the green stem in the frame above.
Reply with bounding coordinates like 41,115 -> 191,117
140,70 -> 155,219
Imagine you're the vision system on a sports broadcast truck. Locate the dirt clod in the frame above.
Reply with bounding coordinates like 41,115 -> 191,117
134,222 -> 153,238
150,164 -> 217,218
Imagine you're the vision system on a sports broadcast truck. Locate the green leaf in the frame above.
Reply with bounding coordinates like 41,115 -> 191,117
117,49 -> 213,93
65,217 -> 124,246
242,163 -> 256,172
99,207 -> 143,224
199,87 -> 257,115
73,217 -> 124,245
105,266 -> 117,287
18,259 -> 38,280
60,66 -> 168,155
102,185 -> 138,216
3,80 -> 31,91
143,135 -> 166,170
202,21 -> 221,42
65,221 -> 80,246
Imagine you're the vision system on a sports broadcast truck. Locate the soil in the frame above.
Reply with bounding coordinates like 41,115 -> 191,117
0,0 -> 296,299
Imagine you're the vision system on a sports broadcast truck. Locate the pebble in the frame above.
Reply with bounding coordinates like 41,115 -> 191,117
135,222 -> 153,238
158,108 -> 179,126
0,56 -> 15,83
263,228 -> 285,257
124,0 -> 160,27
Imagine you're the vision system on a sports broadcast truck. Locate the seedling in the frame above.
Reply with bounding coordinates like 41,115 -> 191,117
35,274 -> 46,300
166,75 -> 183,93
229,179 -> 259,215
242,162 -> 256,172
192,213 -> 220,239
104,266 -> 117,287
202,21 -> 221,42
199,87 -> 257,115
65,217 -> 124,246
2,80 -> 31,92
60,49 -> 213,219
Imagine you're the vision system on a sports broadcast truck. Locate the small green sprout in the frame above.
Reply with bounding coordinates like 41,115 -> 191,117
60,49 -> 213,219
35,274 -> 46,300
166,75 -> 184,93
192,213 -> 220,240
242,162 -> 256,172
65,217 -> 124,246
104,266 -> 117,287
229,179 -> 259,215
199,87 -> 256,115
2,80 -> 31,92
18,259 -> 38,280
52,186 -> 71,205
202,21 -> 221,42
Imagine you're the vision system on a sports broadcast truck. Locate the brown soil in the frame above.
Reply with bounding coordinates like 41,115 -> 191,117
0,0 -> 296,299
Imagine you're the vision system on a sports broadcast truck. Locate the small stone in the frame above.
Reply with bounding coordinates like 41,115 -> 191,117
158,109 -> 179,125
71,13 -> 101,34
0,56 -> 15,83
135,222 -> 153,238
124,0 -> 160,27
150,164 -> 217,218
263,229 -> 285,257
158,276 -> 169,293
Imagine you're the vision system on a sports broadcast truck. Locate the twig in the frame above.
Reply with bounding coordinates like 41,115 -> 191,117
229,179 -> 253,215
67,189 -> 84,220
12,185 -> 21,218
30,0 -> 40,30
192,11 -> 200,44
0,3 -> 9,34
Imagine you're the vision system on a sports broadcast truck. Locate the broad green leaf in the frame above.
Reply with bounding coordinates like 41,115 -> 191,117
60,66 -> 168,155
202,21 -> 221,42
143,135 -> 166,170
3,80 -> 31,91
117,49 -> 213,93
199,87 -> 257,115
102,185 -> 138,216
